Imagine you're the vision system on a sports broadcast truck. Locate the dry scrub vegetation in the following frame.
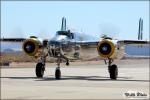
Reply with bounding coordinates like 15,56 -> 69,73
0,51 -> 36,63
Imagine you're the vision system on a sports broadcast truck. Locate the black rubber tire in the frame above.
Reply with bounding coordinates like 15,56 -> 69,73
55,68 -> 61,79
66,61 -> 69,66
35,63 -> 44,78
109,64 -> 118,80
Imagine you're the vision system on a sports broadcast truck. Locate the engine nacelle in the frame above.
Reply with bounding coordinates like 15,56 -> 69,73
22,36 -> 42,56
97,39 -> 116,58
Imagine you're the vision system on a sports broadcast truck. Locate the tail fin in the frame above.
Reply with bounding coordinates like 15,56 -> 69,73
138,18 -> 143,40
61,17 -> 66,31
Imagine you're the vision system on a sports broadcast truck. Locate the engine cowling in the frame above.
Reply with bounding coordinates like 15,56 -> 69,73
97,39 -> 116,58
22,37 -> 42,56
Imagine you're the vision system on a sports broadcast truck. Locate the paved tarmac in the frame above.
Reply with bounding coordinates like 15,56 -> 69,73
1,60 -> 149,99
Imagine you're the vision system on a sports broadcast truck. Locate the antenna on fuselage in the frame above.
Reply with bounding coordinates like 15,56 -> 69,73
61,17 -> 66,31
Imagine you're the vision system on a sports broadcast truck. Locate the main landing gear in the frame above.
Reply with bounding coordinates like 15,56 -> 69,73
35,51 -> 117,80
105,58 -> 118,80
35,63 -> 45,78
109,64 -> 118,80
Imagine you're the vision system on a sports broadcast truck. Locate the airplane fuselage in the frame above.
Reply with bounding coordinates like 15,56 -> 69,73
48,30 -> 80,59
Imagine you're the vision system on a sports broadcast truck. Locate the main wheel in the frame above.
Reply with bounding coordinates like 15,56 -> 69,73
35,63 -> 45,78
109,64 -> 118,80
55,68 -> 61,79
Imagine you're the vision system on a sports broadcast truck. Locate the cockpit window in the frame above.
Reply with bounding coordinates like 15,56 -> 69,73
57,31 -> 68,35
56,31 -> 74,39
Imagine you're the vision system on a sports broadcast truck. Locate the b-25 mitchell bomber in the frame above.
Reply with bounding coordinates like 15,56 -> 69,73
1,17 -> 149,80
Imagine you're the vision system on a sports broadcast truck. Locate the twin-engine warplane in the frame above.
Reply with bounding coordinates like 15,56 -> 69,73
1,17 -> 149,80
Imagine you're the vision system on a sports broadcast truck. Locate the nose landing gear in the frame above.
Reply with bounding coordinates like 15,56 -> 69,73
55,67 -> 61,79
66,60 -> 69,66
55,56 -> 62,79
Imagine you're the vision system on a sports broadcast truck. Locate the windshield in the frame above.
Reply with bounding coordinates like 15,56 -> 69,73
57,31 -> 68,36
56,31 -> 74,39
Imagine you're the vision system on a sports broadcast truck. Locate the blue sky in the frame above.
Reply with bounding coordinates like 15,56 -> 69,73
1,1 -> 149,40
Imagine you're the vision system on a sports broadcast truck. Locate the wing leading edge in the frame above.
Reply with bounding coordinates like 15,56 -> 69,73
0,38 -> 25,42
118,40 -> 149,44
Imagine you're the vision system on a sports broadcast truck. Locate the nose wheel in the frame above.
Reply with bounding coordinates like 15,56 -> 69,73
55,67 -> 61,79
66,60 -> 69,66
55,56 -> 62,79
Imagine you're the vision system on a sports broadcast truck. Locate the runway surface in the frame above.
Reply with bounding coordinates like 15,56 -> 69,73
1,60 -> 149,99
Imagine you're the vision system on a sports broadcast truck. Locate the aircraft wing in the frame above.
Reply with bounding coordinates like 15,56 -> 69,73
70,39 -> 149,60
73,39 -> 149,47
117,40 -> 149,44
75,41 -> 99,47
0,38 -> 26,42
